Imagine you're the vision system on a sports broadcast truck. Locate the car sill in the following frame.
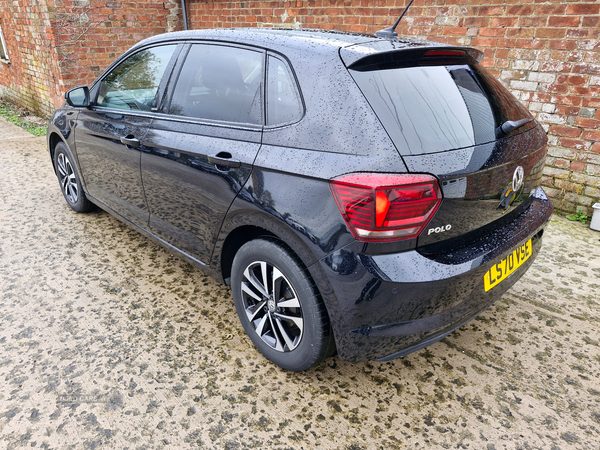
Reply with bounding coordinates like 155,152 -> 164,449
85,195 -> 220,276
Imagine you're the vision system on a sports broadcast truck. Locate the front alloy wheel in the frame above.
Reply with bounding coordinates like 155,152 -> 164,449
53,142 -> 93,213
57,152 -> 79,204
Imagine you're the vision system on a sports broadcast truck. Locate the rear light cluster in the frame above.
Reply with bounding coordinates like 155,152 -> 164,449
330,173 -> 442,242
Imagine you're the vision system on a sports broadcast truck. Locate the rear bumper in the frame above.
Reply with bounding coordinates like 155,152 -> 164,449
316,188 -> 553,362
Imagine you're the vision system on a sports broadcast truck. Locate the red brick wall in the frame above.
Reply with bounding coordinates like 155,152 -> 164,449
53,0 -> 182,98
0,0 -> 61,116
0,0 -> 183,117
188,0 -> 600,215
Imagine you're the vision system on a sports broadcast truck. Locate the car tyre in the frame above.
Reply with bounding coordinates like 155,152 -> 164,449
53,142 -> 94,213
231,238 -> 334,371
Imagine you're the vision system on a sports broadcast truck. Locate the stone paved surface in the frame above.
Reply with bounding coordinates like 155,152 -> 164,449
1,116 -> 600,449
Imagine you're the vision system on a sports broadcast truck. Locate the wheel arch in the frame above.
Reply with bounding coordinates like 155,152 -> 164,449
47,131 -> 64,172
218,224 -> 277,284
215,210 -> 323,288
218,211 -> 316,281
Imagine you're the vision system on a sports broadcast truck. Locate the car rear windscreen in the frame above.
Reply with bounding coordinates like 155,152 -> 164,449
349,64 -> 533,156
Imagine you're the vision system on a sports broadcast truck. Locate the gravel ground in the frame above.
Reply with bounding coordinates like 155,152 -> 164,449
1,116 -> 600,449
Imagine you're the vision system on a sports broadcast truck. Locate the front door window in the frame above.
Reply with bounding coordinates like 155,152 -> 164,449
97,45 -> 176,111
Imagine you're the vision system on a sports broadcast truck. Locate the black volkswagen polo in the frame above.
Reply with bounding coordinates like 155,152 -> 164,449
47,28 -> 553,371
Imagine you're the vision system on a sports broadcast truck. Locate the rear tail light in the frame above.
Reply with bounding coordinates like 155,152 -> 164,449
330,173 -> 442,242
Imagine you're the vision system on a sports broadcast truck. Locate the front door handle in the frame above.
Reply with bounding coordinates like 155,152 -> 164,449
120,135 -> 140,147
207,152 -> 241,168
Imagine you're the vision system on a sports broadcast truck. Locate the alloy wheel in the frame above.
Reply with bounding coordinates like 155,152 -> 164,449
57,152 -> 79,204
240,261 -> 304,352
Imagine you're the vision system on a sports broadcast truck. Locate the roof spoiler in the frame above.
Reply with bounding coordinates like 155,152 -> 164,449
348,47 -> 484,72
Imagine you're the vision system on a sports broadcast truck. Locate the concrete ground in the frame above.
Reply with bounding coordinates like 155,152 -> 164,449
1,115 -> 599,450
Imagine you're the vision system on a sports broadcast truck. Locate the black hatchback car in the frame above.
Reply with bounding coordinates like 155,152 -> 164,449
47,28 -> 553,371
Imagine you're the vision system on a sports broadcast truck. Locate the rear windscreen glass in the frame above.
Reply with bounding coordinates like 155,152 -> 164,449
350,64 -> 532,155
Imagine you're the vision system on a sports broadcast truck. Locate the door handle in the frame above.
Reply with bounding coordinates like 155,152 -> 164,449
120,135 -> 140,147
208,152 -> 241,168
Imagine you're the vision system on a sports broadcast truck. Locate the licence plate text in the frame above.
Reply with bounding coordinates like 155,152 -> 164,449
484,239 -> 532,292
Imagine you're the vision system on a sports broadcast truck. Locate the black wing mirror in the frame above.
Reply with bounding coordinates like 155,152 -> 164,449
65,86 -> 90,107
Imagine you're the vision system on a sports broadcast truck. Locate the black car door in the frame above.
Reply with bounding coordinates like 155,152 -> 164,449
141,43 -> 264,263
74,44 -> 179,227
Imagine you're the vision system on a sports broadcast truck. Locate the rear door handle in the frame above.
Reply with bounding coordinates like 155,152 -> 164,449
120,135 -> 140,147
207,152 -> 241,168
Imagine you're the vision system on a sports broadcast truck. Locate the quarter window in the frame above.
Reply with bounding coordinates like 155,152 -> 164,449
168,44 -> 264,125
96,45 -> 176,111
266,56 -> 303,126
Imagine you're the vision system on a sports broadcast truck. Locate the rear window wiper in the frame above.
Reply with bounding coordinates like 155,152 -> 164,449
495,118 -> 533,138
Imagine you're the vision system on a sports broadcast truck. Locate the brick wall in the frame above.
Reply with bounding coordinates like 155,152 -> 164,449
0,0 -> 60,116
52,0 -> 182,101
188,0 -> 600,215
0,0 -> 183,117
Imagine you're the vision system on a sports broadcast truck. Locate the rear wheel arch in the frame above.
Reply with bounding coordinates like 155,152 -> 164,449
216,212 -> 319,284
217,216 -> 338,358
219,225 -> 277,284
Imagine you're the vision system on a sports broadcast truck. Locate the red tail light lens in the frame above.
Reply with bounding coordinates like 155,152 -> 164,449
330,173 -> 442,242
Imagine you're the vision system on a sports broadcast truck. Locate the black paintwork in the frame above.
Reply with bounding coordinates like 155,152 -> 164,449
141,118 -> 260,262
47,28 -> 553,363
320,188 -> 552,361
75,109 -> 152,227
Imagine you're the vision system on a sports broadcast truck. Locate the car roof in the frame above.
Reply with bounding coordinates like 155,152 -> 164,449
133,28 -> 443,62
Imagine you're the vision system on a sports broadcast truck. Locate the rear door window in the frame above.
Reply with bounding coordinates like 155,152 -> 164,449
350,63 -> 532,155
168,44 -> 264,125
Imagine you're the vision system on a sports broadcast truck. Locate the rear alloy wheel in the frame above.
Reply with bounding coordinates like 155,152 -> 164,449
231,239 -> 333,371
241,260 -> 303,351
53,142 -> 94,213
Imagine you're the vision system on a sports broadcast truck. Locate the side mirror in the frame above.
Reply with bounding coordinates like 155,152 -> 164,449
65,86 -> 90,107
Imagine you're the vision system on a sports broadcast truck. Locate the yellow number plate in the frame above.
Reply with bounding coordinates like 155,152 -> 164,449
484,239 -> 532,292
